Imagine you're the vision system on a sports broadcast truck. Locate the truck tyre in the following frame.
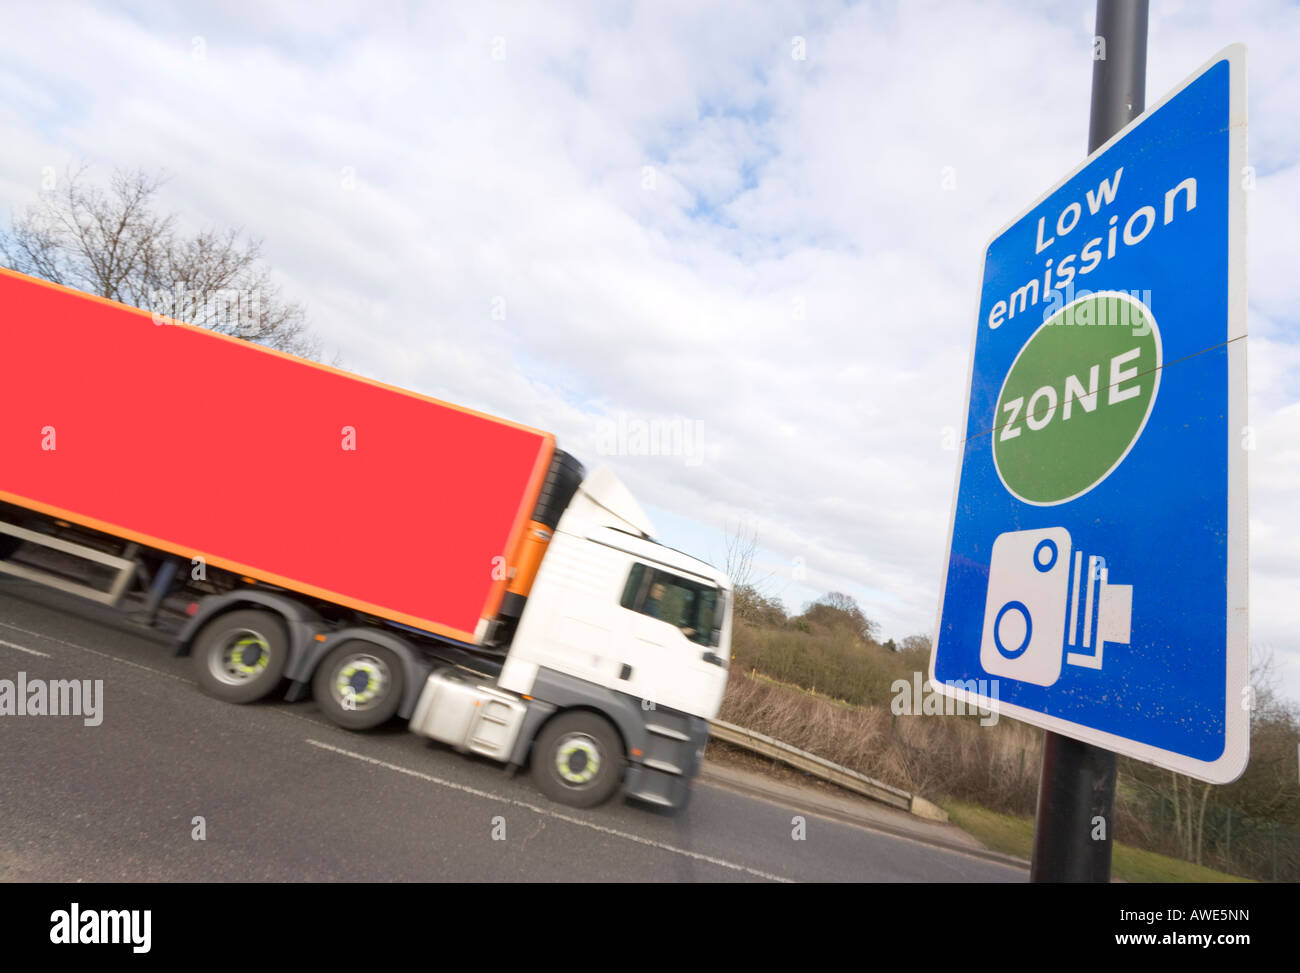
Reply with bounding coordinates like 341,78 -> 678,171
313,641 -> 404,730
191,609 -> 290,704
532,711 -> 623,808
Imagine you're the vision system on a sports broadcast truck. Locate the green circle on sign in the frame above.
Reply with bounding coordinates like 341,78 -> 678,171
993,292 -> 1161,505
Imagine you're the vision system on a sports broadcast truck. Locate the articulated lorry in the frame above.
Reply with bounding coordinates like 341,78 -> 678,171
0,266 -> 732,809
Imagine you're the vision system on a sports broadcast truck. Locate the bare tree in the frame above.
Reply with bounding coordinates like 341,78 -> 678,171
1155,645 -> 1299,867
723,518 -> 760,591
722,519 -> 791,625
1246,643 -> 1285,728
2,164 -> 325,360
899,634 -> 932,655
799,591 -> 880,643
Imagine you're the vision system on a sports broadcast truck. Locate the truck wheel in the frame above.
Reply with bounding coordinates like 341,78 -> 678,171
313,641 -> 404,730
532,712 -> 623,808
192,609 -> 289,704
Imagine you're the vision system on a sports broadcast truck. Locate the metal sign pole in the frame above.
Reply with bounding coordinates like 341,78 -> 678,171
1029,0 -> 1148,884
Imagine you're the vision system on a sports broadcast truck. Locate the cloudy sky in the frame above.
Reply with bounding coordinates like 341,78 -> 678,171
2,1 -> 1297,702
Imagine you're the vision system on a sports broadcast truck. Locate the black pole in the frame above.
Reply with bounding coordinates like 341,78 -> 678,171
1087,0 -> 1149,155
1031,732 -> 1118,881
1029,0 -> 1147,884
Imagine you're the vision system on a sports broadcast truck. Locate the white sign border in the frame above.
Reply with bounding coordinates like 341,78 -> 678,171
929,44 -> 1249,785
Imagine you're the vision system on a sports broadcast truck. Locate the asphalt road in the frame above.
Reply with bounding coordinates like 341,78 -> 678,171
0,585 -> 1026,883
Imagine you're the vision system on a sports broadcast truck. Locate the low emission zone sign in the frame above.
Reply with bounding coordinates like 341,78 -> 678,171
931,46 -> 1249,783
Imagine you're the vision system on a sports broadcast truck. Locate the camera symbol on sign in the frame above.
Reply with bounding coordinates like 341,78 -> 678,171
979,527 -> 1133,687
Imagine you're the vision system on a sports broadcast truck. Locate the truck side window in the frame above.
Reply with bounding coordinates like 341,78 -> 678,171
619,563 -> 722,647
620,563 -> 650,610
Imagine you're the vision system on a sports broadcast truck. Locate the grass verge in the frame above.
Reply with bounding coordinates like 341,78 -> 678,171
942,799 -> 1255,883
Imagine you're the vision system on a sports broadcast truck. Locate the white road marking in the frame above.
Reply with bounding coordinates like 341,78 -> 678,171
0,613 -> 1012,879
305,738 -> 795,883
0,620 -> 332,733
700,777 -> 1029,874
0,620 -> 188,681
0,637 -> 50,658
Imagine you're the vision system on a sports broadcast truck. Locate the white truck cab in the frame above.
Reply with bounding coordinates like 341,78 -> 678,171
500,466 -> 731,720
407,466 -> 732,809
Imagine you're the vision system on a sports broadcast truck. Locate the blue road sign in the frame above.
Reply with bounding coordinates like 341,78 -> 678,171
931,46 -> 1249,783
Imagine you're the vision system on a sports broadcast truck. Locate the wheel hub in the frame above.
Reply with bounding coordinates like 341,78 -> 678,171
213,631 -> 271,685
334,655 -> 389,709
555,733 -> 601,784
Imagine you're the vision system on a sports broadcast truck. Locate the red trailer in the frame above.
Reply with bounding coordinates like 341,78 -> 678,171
0,266 -> 554,644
